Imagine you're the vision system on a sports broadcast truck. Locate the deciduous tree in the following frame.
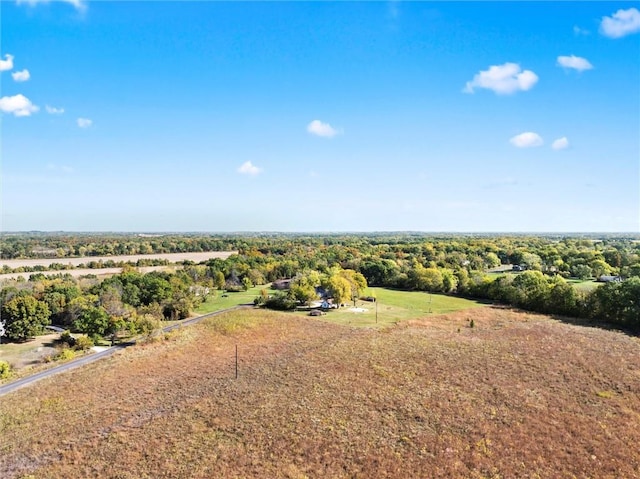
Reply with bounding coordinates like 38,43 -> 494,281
1,294 -> 51,342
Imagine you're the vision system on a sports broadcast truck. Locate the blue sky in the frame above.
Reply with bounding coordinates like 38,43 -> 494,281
1,1 -> 639,232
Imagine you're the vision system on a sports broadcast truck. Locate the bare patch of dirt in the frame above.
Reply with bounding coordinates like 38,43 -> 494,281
0,334 -> 59,370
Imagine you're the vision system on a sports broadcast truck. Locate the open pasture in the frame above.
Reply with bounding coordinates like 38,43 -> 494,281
295,287 -> 487,328
2,307 -> 639,478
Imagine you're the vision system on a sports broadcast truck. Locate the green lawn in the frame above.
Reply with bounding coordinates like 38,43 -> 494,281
195,286 -> 488,328
293,287 -> 487,328
566,278 -> 601,292
195,285 -> 267,314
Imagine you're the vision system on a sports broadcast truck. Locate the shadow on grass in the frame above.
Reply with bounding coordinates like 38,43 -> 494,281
549,313 -> 639,338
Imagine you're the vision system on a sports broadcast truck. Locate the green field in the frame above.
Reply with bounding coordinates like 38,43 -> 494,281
195,285 -> 267,314
297,287 -> 487,328
195,286 -> 487,328
566,278 -> 601,292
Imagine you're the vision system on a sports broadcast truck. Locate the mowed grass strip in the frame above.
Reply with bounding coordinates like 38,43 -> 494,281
1,308 -> 639,478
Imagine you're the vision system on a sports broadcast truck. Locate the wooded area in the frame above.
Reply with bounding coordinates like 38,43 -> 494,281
1,233 -> 639,347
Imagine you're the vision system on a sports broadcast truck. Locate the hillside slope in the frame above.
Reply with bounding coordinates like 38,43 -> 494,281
1,308 -> 639,478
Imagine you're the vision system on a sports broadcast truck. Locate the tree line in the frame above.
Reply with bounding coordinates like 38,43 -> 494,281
1,233 -> 639,341
0,267 -> 210,343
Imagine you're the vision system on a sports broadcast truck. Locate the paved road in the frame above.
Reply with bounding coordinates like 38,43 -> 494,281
0,305 -> 249,397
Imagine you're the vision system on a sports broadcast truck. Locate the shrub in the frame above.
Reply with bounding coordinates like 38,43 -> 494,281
132,314 -> 161,336
264,292 -> 297,311
73,335 -> 94,351
55,348 -> 76,361
0,360 -> 12,379
59,330 -> 76,348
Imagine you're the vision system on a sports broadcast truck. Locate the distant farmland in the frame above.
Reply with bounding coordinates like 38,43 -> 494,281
0,251 -> 237,269
0,251 -> 237,281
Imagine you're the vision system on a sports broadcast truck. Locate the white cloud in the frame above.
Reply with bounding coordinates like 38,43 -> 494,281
47,163 -> 74,173
0,94 -> 39,117
307,119 -> 340,138
17,0 -> 86,10
573,25 -> 590,36
551,137 -> 569,150
11,69 -> 30,82
600,8 -> 640,38
557,55 -> 593,72
45,105 -> 64,114
0,54 -> 14,72
463,62 -> 538,95
77,117 -> 92,128
510,132 -> 544,148
237,161 -> 262,176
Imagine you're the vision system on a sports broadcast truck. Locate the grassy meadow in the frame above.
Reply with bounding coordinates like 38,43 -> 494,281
293,287 -> 487,328
196,285 -> 487,328
1,307 -> 639,478
566,277 -> 602,291
195,285 -> 267,314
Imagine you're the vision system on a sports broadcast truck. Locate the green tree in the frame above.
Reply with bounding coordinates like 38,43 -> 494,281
73,306 -> 113,338
1,295 -> 51,342
409,263 -> 444,292
324,268 -> 367,305
360,258 -> 399,286
546,277 -> 579,317
441,269 -> 458,293
454,268 -> 470,293
588,277 -> 640,328
289,273 -> 318,305
590,259 -> 611,278
511,270 -> 550,311
139,273 -> 173,305
66,294 -> 99,327
213,271 -> 226,290
484,252 -> 501,269
571,264 -> 593,280
521,252 -> 543,271
324,274 -> 352,306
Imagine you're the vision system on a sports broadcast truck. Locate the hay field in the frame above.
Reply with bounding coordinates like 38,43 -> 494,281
0,251 -> 237,269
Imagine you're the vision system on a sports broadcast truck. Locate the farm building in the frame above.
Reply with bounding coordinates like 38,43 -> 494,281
597,275 -> 622,283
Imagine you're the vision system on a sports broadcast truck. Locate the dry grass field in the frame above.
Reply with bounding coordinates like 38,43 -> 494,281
0,266 -> 168,282
1,307 -> 639,478
0,251 -> 237,269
